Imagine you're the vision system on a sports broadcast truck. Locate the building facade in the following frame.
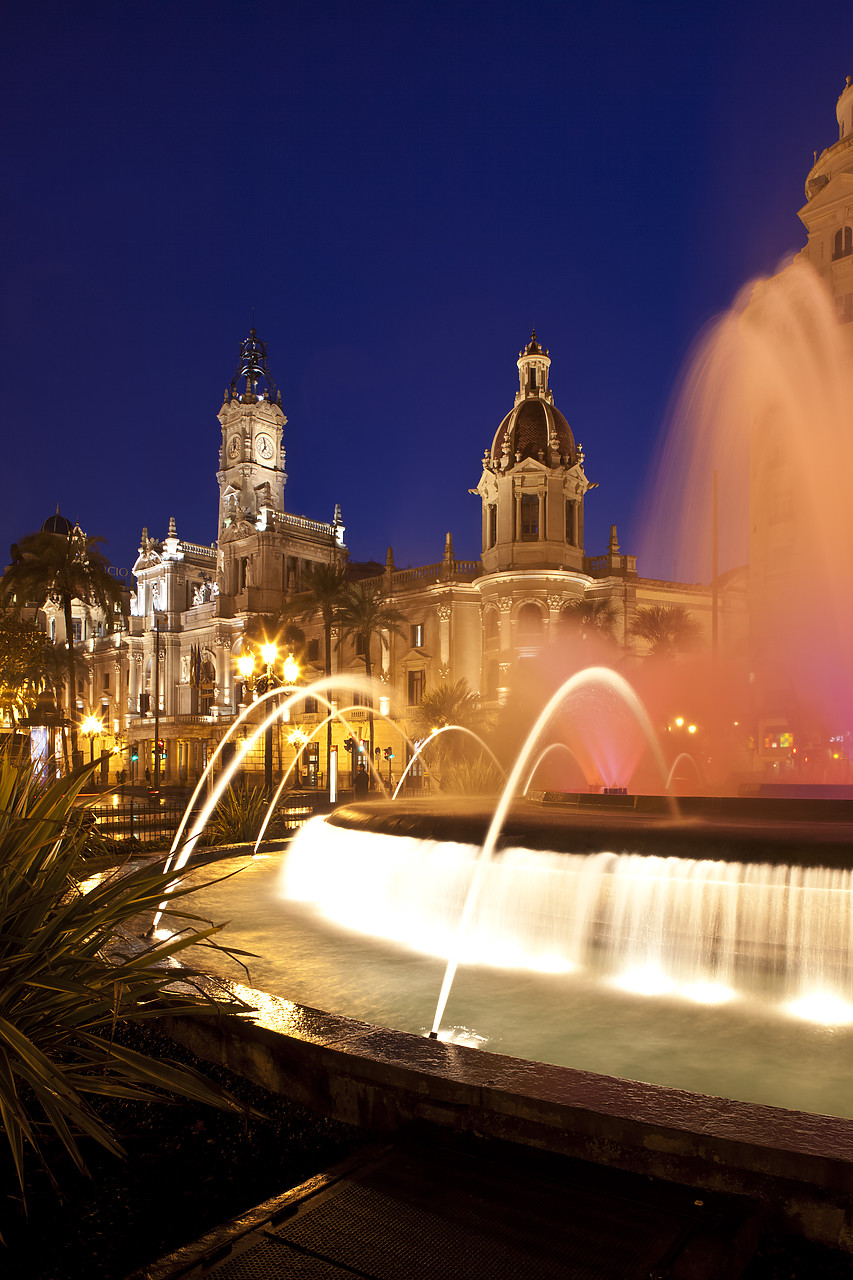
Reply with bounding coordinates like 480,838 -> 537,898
76,323 -> 737,790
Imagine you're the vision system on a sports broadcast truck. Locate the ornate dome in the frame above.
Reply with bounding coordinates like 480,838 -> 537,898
41,511 -> 73,535
491,398 -> 577,465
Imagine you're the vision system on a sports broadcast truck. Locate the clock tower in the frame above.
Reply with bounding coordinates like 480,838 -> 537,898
217,329 -> 287,533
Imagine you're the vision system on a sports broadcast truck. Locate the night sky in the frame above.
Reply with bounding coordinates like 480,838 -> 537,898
3,1 -> 849,579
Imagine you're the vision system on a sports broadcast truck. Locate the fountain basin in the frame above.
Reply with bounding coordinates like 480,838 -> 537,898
156,796 -> 853,1249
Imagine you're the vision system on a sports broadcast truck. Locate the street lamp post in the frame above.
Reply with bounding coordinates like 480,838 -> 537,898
236,651 -> 255,707
281,651 -> 301,786
260,642 -> 278,797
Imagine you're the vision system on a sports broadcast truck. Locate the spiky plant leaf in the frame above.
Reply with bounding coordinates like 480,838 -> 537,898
0,751 -> 257,1219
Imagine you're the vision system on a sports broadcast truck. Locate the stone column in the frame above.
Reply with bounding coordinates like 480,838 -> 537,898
114,659 -> 123,733
214,634 -> 233,714
437,603 -> 451,673
547,594 -> 564,642
130,653 -> 142,714
498,596 -> 513,653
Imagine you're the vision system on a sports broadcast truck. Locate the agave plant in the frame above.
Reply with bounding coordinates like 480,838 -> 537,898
205,786 -> 281,846
0,752 -> 253,1218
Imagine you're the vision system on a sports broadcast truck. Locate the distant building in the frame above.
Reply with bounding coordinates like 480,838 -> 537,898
76,322 -> 736,789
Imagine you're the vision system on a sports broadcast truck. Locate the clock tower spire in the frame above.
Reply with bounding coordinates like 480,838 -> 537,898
217,329 -> 287,533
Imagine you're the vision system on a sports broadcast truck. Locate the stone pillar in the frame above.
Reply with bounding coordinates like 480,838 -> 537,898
498,596 -> 513,652
538,487 -> 546,541
547,594 -> 564,640
437,604 -> 451,673
114,659 -> 123,733
131,653 -> 143,714
380,628 -> 391,680
214,634 -> 233,714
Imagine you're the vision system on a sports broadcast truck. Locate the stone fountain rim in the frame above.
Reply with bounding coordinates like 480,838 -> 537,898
165,978 -> 853,1247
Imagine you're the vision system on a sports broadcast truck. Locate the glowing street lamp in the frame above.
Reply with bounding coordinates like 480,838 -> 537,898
80,714 -> 102,767
258,642 -> 279,797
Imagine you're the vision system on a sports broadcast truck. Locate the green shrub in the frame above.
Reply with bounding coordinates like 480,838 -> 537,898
205,786 -> 284,845
439,757 -> 504,795
0,753 -> 253,1222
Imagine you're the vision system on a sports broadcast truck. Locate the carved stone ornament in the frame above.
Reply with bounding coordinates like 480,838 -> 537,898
547,594 -> 565,612
437,604 -> 452,622
220,504 -> 257,542
498,596 -> 512,613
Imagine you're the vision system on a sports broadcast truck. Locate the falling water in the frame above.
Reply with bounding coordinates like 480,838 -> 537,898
427,667 -> 675,1035
283,817 -> 853,1019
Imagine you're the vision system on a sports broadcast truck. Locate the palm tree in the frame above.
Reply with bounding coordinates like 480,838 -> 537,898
559,597 -> 618,641
409,678 -> 491,762
286,561 -> 350,785
336,581 -> 407,758
1,524 -> 124,767
0,613 -> 52,725
629,603 -> 703,659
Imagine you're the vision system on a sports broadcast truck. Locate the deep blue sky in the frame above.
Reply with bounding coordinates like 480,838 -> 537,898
2,1 -> 849,578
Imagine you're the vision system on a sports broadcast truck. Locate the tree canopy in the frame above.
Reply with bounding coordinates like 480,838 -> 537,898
1,526 -> 124,764
629,604 -> 702,659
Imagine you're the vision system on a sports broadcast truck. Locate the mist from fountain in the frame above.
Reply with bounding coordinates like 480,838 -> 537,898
391,725 -> 504,800
639,258 -> 853,776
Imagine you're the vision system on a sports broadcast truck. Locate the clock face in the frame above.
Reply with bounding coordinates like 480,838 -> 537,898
228,435 -> 240,459
256,433 -> 274,461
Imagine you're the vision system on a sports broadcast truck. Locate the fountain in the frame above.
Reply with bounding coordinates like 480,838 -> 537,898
639,259 -> 853,782
155,261 -> 853,1248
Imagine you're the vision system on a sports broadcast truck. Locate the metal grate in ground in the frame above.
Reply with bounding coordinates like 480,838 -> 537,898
154,1141 -> 757,1280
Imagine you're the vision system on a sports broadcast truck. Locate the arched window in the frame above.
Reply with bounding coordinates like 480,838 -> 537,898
833,226 -> 853,259
200,658 -> 216,716
484,609 -> 500,647
517,603 -> 544,643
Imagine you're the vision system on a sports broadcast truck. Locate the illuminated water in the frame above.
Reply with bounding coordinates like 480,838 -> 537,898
165,818 -> 853,1120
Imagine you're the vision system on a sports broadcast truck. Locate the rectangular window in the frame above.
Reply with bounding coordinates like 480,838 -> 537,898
72,619 -> 82,642
411,623 -> 424,648
488,504 -> 497,548
103,672 -> 110,690
355,634 -> 367,657
304,695 -> 318,714
407,670 -> 424,705
521,493 -> 539,540
307,638 -> 320,661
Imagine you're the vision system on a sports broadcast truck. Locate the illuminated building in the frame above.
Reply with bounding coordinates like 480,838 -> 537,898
77,324 -> 737,787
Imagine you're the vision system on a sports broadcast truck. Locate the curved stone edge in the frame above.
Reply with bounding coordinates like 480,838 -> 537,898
160,988 -> 853,1253
326,798 -> 853,867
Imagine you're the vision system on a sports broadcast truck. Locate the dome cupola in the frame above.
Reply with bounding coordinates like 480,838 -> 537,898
476,334 -> 591,574
489,330 -> 578,468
